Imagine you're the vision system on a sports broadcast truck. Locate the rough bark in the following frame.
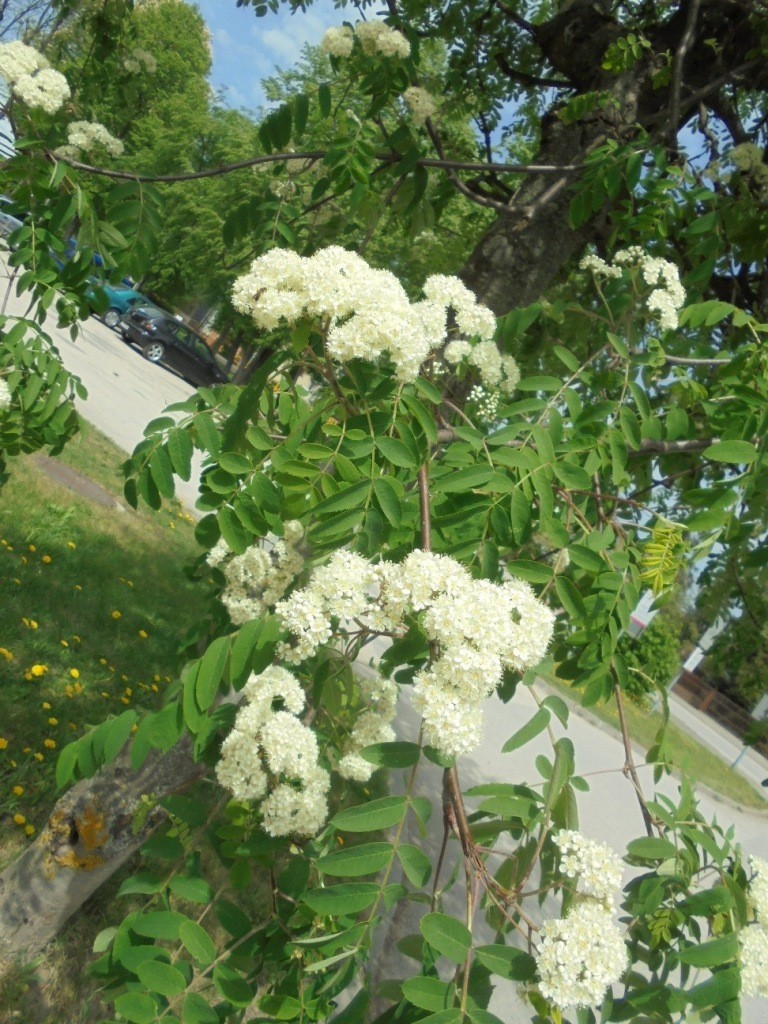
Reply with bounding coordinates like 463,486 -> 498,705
0,737 -> 204,960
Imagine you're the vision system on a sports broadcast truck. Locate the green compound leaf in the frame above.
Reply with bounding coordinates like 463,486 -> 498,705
136,958 -> 187,998
420,913 -> 472,964
474,943 -> 537,980
332,795 -> 408,833
302,883 -> 380,915
179,919 -> 217,965
114,992 -> 159,1024
316,843 -> 393,878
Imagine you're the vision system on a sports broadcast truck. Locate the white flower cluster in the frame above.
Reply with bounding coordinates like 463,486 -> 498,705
232,247 -> 497,383
216,666 -> 329,837
741,856 -> 768,996
66,121 -> 124,158
337,677 -> 398,782
467,385 -> 499,422
579,247 -> 685,331
402,86 -> 437,126
535,900 -> 628,1010
0,41 -> 70,114
553,830 -> 624,905
123,48 -> 158,74
208,521 -> 304,626
0,377 -> 12,411
321,21 -> 410,59
444,337 -> 520,396
276,548 -> 555,758
741,927 -> 768,998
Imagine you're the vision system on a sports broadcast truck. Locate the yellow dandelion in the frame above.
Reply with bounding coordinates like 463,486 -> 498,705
28,544 -> 36,552
12,578 -> 20,585
13,813 -> 25,826
99,657 -> 108,665
121,674 -> 129,682
43,739 -> 56,750
69,723 -> 77,730
169,523 -> 176,530
74,584 -> 82,591
151,684 -> 159,693
10,759 -> 16,767
41,555 -> 52,564
20,556 -> 27,564
47,717 -> 58,726
138,629 -> 148,639
0,647 -> 12,660
12,785 -> 23,796
0,738 -> 7,750
30,664 -> 47,677
60,639 -> 69,647
64,685 -> 73,697
120,696 -> 130,705
165,676 -> 170,683
72,635 -> 81,643
153,674 -> 161,683
33,752 -> 44,762
67,541 -> 76,549
69,668 -> 80,680
100,691 -> 109,698
25,824 -> 35,836
22,746 -> 31,754
24,673 -> 32,681
111,610 -> 121,620
124,687 -> 132,696
41,701 -> 51,710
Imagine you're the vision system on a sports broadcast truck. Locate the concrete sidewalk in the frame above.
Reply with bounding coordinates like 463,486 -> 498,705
666,689 -> 768,794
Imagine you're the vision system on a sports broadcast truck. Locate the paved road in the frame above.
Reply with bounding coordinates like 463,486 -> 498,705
0,263 -> 205,509
7,263 -> 767,1021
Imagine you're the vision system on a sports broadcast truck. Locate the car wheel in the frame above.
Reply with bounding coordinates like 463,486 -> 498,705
103,308 -> 121,329
142,341 -> 165,363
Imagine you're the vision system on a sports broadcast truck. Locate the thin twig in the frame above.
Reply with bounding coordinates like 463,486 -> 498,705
417,463 -> 432,552
613,681 -> 654,836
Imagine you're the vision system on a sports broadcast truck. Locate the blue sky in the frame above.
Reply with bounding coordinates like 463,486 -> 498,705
194,0 -> 341,113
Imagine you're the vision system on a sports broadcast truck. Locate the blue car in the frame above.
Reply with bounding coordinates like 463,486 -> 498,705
89,282 -> 153,329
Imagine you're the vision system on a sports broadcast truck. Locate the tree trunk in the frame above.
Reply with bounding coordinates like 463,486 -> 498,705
0,738 -> 204,960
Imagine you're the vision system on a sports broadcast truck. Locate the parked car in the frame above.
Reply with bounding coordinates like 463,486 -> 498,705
89,282 -> 152,328
119,306 -> 228,387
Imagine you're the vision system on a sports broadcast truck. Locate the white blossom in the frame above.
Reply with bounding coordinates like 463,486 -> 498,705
402,86 -> 437,126
535,900 -> 628,1010
354,20 -> 410,58
750,855 -> 768,925
741,926 -> 768,998
276,549 -> 554,760
321,25 -> 354,58
0,378 -> 12,411
337,678 -> 398,782
0,40 -> 47,82
232,246 -> 498,384
12,66 -> 70,113
554,829 -> 624,904
213,522 -> 304,626
216,666 -> 330,837
581,248 -> 685,330
66,120 -> 124,158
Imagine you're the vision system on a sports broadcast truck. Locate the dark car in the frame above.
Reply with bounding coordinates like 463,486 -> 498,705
119,306 -> 228,387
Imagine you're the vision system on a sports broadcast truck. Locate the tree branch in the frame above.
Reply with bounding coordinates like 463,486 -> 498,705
48,150 -> 583,186
667,0 -> 702,149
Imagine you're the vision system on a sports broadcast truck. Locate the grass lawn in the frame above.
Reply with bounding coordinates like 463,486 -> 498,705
0,420 -> 218,1021
537,660 -> 767,811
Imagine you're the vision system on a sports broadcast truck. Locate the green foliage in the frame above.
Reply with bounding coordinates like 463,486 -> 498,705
618,614 -> 682,707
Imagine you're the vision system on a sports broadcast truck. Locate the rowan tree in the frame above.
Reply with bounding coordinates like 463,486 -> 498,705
0,1 -> 767,1022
